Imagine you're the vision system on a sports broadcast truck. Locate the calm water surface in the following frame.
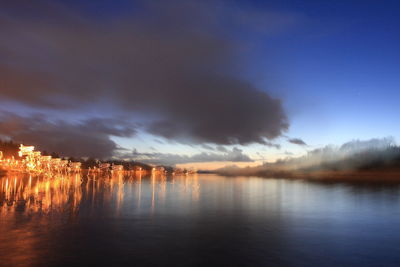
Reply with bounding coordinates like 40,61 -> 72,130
1,173 -> 400,266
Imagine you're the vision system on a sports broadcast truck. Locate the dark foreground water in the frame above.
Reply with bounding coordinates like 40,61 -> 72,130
1,173 -> 400,266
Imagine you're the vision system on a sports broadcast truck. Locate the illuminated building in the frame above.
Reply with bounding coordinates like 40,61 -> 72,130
0,144 -> 82,174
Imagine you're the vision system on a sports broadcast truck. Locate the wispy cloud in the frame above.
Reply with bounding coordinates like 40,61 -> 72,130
288,138 -> 307,146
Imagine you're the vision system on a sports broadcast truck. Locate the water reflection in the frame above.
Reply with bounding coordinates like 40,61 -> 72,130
2,174 -> 400,266
0,173 -> 201,217
0,174 -> 82,215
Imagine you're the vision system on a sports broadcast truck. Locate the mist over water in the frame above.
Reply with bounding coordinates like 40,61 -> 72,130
1,173 -> 400,266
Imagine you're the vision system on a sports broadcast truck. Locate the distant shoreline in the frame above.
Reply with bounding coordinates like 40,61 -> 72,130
215,169 -> 400,184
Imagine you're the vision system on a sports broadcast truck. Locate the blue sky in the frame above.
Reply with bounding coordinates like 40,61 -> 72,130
252,0 -> 400,144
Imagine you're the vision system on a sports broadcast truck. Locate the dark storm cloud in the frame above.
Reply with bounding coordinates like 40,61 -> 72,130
0,112 -> 136,158
288,138 -> 307,146
0,0 -> 292,147
122,147 -> 253,165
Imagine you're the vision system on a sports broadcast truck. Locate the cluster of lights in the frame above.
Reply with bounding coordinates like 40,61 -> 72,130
88,163 -> 141,173
0,144 -> 81,174
0,144 -> 197,175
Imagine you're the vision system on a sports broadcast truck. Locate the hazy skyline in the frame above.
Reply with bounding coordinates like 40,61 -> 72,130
1,0 -> 399,168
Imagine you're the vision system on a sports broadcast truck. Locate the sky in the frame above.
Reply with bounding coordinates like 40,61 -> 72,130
0,0 -> 399,169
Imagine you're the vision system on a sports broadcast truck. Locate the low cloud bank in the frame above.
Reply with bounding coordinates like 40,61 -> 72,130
217,137 -> 400,176
118,147 -> 253,166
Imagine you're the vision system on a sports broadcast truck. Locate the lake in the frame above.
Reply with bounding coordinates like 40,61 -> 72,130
1,173 -> 400,266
